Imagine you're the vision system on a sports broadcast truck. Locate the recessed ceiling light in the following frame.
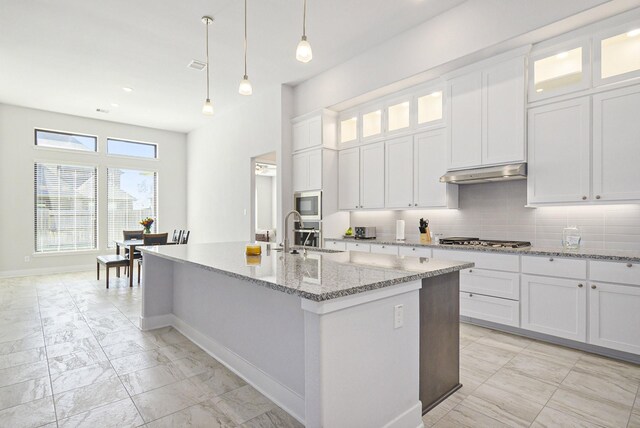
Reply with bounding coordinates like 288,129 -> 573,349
188,60 -> 207,71
627,28 -> 640,37
122,87 -> 133,92
96,108 -> 110,113
110,103 -> 119,108
556,52 -> 568,59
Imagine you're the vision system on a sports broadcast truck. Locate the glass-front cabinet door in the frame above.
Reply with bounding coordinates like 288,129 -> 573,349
595,23 -> 640,86
386,99 -> 411,133
416,88 -> 444,128
339,114 -> 358,144
361,108 -> 382,140
529,40 -> 590,101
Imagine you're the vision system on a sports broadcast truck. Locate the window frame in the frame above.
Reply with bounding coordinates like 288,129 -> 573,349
106,166 -> 159,248
33,160 -> 99,254
34,128 -> 98,153
106,137 -> 159,160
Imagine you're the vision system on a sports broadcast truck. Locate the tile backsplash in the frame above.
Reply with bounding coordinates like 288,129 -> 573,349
349,181 -> 640,251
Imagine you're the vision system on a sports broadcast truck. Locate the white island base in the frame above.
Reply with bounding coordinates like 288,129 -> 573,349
139,245 -> 470,427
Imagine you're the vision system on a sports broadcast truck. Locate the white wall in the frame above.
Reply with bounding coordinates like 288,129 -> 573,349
293,0 -> 629,115
0,104 -> 187,276
187,85 -> 292,244
349,181 -> 640,251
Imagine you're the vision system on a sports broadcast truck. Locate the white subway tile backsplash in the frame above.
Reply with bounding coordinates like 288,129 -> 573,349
349,181 -> 640,250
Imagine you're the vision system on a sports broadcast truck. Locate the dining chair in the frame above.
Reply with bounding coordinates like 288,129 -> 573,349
172,229 -> 182,244
122,230 -> 144,275
137,233 -> 169,283
180,230 -> 190,244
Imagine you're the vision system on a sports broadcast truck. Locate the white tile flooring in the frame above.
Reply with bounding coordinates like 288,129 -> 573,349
0,271 -> 638,427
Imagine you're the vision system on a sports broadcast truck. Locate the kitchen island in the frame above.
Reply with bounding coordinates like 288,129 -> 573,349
138,242 -> 472,428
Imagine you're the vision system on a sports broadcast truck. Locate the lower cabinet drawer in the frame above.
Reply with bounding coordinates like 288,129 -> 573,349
432,249 -> 519,272
398,246 -> 431,258
460,292 -> 519,327
460,268 -> 520,300
589,260 -> 640,286
324,240 -> 346,251
370,244 -> 399,255
346,242 -> 371,252
522,255 -> 587,279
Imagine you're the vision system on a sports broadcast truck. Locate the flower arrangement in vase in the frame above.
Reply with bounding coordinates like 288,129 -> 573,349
140,217 -> 154,234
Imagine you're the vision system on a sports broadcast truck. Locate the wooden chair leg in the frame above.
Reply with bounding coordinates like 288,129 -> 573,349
97,262 -> 100,280
106,267 -> 109,289
137,262 -> 141,284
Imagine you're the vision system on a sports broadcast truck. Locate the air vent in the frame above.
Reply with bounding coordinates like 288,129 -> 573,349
188,60 -> 207,71
95,108 -> 110,114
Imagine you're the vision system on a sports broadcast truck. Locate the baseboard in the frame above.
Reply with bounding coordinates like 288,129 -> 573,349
147,313 -> 306,425
139,314 -> 174,330
382,401 -> 424,428
0,264 -> 94,279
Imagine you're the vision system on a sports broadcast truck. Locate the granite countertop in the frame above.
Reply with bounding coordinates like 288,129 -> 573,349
326,237 -> 640,263
139,242 -> 473,302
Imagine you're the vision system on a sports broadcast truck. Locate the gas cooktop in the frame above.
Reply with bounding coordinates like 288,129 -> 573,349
439,237 -> 531,249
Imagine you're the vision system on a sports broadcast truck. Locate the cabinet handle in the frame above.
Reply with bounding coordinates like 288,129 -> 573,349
408,203 -> 412,207
596,195 -> 601,199
381,246 -> 385,248
578,283 -> 583,288
591,284 -> 597,289
582,196 -> 587,200
469,269 -> 473,273
414,203 -> 418,206
549,258 -> 554,262
469,293 -> 473,297
626,263 -> 632,268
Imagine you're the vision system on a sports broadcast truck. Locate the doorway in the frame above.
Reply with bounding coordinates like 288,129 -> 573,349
253,152 -> 277,242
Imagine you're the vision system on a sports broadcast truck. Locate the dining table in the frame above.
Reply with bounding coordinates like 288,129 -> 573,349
114,238 -> 177,287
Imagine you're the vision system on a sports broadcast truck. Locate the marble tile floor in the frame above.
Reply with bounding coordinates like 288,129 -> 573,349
0,271 -> 302,428
0,271 -> 638,427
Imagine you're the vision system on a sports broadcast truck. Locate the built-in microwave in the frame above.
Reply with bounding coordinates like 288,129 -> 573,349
294,191 -> 322,221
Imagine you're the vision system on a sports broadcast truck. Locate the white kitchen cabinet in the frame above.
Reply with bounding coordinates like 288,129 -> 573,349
529,42 -> 590,102
482,57 -> 526,165
448,56 -> 526,170
292,110 -> 338,152
460,268 -> 520,300
293,149 -> 322,192
448,72 -> 482,169
521,255 -> 587,279
432,249 -> 519,272
414,130 -> 457,208
385,136 -> 414,208
359,142 -> 385,209
527,97 -> 591,204
592,85 -> 640,201
588,281 -> 640,354
370,244 -> 399,255
338,147 -> 360,210
398,246 -> 431,258
589,260 -> 640,286
346,242 -> 371,252
460,292 -> 520,327
594,25 -> 640,86
324,240 -> 346,251
521,274 -> 587,342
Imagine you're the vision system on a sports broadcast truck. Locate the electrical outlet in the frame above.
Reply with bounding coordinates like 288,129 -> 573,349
394,304 -> 404,329
24,256 -> 30,263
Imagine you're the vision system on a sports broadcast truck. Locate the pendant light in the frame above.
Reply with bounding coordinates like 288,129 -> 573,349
202,16 -> 214,115
296,0 -> 312,63
238,0 -> 253,95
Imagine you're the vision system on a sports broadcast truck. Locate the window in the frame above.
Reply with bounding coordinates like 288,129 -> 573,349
35,129 -> 97,152
107,168 -> 157,247
107,138 -> 157,159
34,163 -> 97,252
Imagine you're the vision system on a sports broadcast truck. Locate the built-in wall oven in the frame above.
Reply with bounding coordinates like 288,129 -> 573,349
294,191 -> 321,221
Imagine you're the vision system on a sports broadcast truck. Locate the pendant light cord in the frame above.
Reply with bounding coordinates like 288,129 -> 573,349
302,0 -> 307,38
244,0 -> 248,77
205,19 -> 210,99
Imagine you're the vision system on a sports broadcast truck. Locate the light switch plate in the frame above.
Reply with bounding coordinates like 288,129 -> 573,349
394,304 -> 404,329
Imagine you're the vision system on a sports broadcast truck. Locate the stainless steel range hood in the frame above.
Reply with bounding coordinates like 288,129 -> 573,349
440,163 -> 527,184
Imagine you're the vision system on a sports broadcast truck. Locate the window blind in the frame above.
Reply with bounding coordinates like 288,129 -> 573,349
34,163 -> 97,252
107,168 -> 157,247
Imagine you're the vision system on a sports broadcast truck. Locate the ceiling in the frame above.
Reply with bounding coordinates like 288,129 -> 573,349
0,0 -> 466,133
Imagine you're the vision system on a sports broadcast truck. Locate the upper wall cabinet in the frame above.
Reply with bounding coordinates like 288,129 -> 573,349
292,109 -> 338,153
417,89 -> 444,128
529,41 -> 590,102
338,142 -> 385,210
594,23 -> 640,86
448,56 -> 526,170
339,114 -> 358,144
386,98 -> 411,135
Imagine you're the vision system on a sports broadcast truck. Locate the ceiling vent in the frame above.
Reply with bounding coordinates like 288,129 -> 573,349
188,60 -> 207,71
